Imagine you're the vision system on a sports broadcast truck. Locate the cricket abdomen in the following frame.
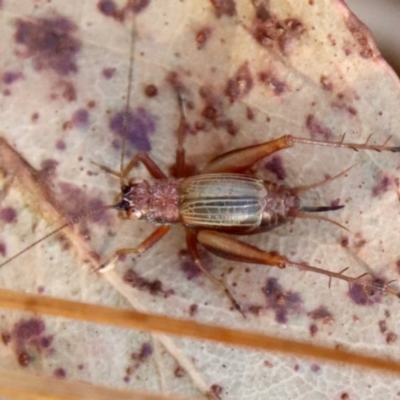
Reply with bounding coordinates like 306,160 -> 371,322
179,174 -> 299,233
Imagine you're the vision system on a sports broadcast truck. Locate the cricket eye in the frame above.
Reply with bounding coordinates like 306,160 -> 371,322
121,185 -> 131,195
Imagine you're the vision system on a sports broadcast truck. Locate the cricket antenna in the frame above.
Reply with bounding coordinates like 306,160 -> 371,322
0,204 -> 117,270
120,5 -> 137,189
290,165 -> 354,195
294,207 -> 349,231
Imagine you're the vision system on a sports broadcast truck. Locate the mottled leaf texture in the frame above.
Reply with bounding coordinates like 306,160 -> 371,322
1,0 -> 400,399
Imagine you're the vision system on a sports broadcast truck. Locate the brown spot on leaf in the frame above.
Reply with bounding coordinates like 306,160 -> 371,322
189,304 -> 198,316
345,14 -> 375,59
144,84 -> 158,97
102,67 -> 116,79
210,0 -> 237,18
225,62 -> 253,102
379,320 -> 387,333
196,27 -> 212,49
309,324 -> 318,337
386,332 -> 398,344
0,242 -> 5,257
123,269 -> 164,295
246,107 -> 254,120
258,71 -> 287,95
1,332 -> 11,345
307,306 -> 333,324
60,80 -> 77,102
209,384 -> 223,400
174,366 -> 186,378
372,175 -> 391,197
320,75 -> 333,91
54,367 -> 67,378
18,351 -> 31,367
252,6 -> 305,54
306,114 -> 333,141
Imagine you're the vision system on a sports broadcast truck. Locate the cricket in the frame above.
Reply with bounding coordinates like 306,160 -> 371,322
1,0 -> 400,398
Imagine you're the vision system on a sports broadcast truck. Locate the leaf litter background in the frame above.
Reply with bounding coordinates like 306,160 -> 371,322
1,0 -> 400,399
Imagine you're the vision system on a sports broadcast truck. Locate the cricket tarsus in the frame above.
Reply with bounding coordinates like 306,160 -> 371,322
292,136 -> 400,152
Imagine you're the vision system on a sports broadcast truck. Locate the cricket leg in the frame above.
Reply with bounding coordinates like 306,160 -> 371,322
93,152 -> 167,180
195,230 -> 398,296
291,134 -> 400,153
186,229 -> 245,317
201,135 -> 295,174
97,226 -> 170,272
175,92 -> 188,178
201,133 -> 400,175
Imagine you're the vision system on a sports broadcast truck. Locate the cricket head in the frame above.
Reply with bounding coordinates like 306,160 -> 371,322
114,178 -> 150,220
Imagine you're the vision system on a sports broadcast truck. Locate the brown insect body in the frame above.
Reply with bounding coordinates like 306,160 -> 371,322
117,173 -> 299,234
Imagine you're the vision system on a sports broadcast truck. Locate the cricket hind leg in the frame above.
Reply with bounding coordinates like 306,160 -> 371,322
201,135 -> 295,174
200,133 -> 400,175
195,230 -> 399,297
186,229 -> 246,317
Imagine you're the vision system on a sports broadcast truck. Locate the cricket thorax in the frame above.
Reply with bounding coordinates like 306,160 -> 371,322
118,179 -> 180,224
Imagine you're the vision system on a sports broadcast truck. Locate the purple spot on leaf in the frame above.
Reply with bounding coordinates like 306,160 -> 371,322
262,278 -> 302,323
97,0 -> 117,16
56,139 -> 66,150
2,71 -> 23,85
179,250 -> 201,280
102,67 -> 116,79
0,207 -> 17,224
258,71 -> 287,95
225,62 -> 253,102
306,114 -> 333,141
110,108 -> 156,152
348,280 -> 383,306
372,175 -> 391,197
71,108 -> 89,128
265,156 -> 286,180
54,367 -> 67,378
14,15 -> 81,76
123,269 -> 164,295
